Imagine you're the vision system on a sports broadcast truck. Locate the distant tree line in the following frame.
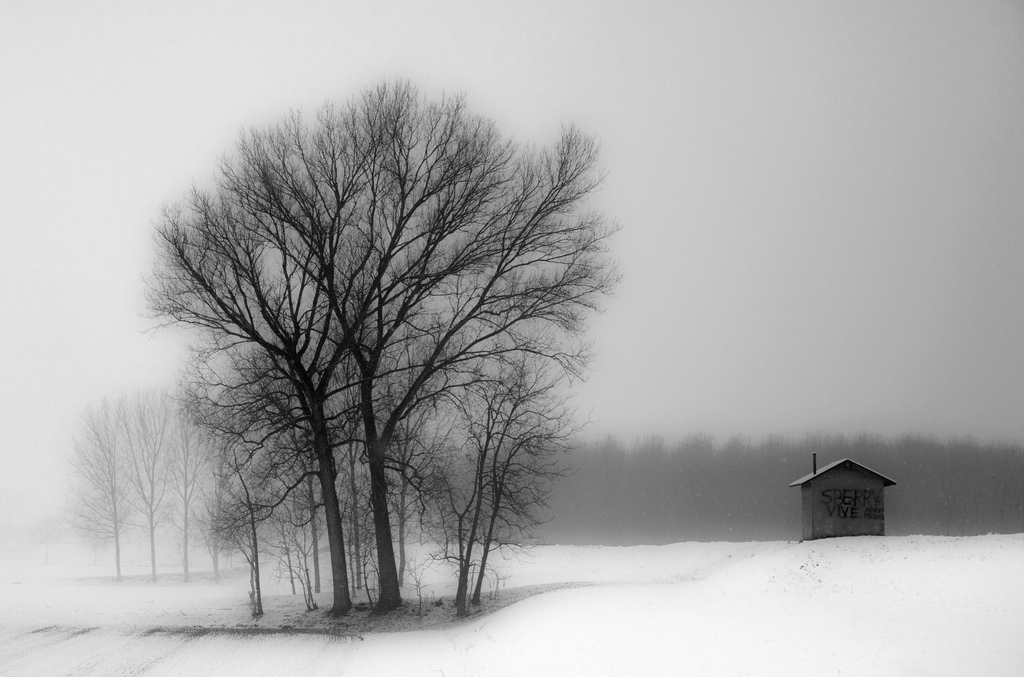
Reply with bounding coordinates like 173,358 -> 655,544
543,433 -> 1024,545
66,391 -> 206,582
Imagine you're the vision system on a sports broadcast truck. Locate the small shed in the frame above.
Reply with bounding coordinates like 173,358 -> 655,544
789,457 -> 896,541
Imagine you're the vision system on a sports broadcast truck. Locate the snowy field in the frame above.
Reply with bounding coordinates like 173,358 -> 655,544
2,534 -> 1023,676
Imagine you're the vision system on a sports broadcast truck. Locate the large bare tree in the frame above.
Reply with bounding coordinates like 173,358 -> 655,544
335,84 -> 617,612
149,115 -> 361,612
149,80 -> 617,612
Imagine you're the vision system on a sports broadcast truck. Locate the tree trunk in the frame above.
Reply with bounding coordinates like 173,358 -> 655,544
367,442 -> 402,612
317,460 -> 352,615
455,514 -> 477,617
312,522 -> 321,593
455,548 -> 473,616
472,483 -> 504,605
249,511 -> 263,617
397,476 -> 408,586
308,399 -> 352,616
114,527 -> 123,582
358,376 -> 402,613
149,516 -> 158,582
307,475 -> 320,594
182,509 -> 190,583
472,524 -> 496,605
348,448 -> 362,590
456,445 -> 490,611
320,470 -> 352,615
285,545 -> 296,595
211,543 -> 220,582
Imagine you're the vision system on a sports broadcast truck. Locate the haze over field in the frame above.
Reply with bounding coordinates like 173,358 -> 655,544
2,1 -> 1024,530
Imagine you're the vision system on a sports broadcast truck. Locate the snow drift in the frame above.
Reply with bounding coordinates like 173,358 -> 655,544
1,534 -> 1022,676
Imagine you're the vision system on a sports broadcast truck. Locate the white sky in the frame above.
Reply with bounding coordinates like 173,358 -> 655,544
2,0 -> 1024,526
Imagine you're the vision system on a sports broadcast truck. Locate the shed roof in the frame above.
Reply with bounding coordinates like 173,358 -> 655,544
789,457 -> 897,488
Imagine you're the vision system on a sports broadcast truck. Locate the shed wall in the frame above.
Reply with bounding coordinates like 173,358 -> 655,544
801,483 -> 814,541
805,467 -> 886,539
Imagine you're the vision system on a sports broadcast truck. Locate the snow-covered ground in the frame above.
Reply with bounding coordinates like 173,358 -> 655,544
1,535 -> 1022,676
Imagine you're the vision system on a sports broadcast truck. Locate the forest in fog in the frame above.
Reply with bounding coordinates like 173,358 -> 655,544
544,433 -> 1024,545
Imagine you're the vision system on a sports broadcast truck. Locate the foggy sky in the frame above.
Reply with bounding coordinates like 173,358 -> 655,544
2,0 -> 1023,527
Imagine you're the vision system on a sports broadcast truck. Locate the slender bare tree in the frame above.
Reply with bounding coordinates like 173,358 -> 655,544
34,515 -> 64,565
267,491 -> 320,611
119,390 -> 172,582
168,400 -> 209,581
305,474 -> 322,593
338,440 -> 368,592
66,399 -> 132,580
195,444 -> 230,581
429,356 -> 576,616
212,435 -> 272,617
388,409 -> 439,586
468,359 -> 577,606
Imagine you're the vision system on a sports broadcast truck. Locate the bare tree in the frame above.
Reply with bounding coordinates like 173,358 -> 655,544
388,406 -> 446,586
468,360 -> 577,606
390,416 -> 424,586
429,438 -> 484,617
267,492 -> 319,610
338,441 -> 367,591
119,390 -> 172,582
181,344 -> 354,616
213,437 -> 271,617
191,373 -> 329,613
33,515 -> 64,564
334,83 -> 617,612
430,356 -> 576,616
149,80 -> 618,613
204,428 -> 308,616
149,115 -> 361,613
66,400 -> 132,580
168,400 -> 209,581
195,445 -> 231,581
305,474 -> 322,593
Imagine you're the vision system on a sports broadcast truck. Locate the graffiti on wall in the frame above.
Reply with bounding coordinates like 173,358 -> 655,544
820,488 -> 884,520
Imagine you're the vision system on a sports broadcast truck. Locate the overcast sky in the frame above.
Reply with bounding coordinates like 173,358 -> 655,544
2,0 -> 1023,526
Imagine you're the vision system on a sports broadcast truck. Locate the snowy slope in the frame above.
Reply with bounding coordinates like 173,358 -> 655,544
1,535 -> 1022,676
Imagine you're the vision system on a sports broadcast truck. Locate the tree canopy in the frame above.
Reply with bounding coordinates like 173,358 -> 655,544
148,80 -> 618,614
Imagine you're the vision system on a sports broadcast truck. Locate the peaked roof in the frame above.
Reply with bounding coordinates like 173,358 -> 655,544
789,457 -> 897,487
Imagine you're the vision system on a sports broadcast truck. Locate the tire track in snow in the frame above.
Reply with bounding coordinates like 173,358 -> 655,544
0,625 -> 182,677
